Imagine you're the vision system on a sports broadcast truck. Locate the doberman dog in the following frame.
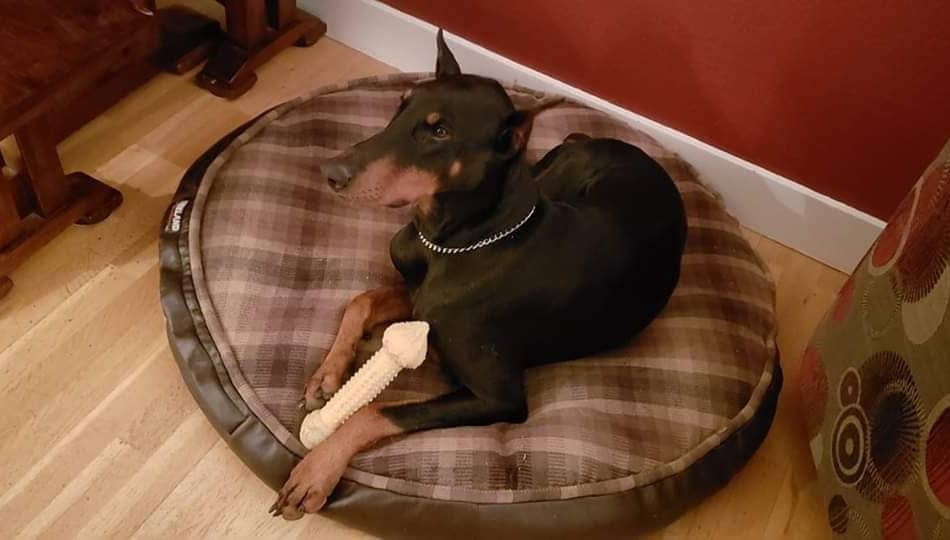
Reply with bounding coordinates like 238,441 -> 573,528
271,31 -> 687,519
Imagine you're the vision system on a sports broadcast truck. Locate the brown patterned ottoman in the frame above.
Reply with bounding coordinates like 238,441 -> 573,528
159,73 -> 780,538
801,139 -> 950,539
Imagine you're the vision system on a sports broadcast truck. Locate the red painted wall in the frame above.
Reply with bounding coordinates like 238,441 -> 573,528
384,1 -> 950,219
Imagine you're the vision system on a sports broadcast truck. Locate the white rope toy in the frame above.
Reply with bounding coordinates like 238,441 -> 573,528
300,321 -> 430,449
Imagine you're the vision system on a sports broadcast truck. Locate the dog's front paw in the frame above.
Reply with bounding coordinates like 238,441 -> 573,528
302,355 -> 350,411
270,443 -> 348,519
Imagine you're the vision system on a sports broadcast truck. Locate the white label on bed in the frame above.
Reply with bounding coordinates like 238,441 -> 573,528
166,200 -> 190,233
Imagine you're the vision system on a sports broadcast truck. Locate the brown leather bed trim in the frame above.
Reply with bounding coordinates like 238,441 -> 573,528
326,361 -> 782,539
159,107 -> 783,538
160,110 -> 303,491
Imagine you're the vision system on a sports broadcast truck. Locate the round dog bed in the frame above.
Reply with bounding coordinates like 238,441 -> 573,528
159,73 -> 781,538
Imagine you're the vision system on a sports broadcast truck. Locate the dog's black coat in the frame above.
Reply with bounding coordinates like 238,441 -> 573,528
385,135 -> 686,429
323,33 -> 686,433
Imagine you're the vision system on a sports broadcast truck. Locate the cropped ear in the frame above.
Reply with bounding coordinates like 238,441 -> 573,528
435,29 -> 461,79
495,97 -> 565,158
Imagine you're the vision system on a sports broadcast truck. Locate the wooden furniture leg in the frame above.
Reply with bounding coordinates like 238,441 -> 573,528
196,0 -> 326,99
15,123 -> 71,217
230,0 -> 268,50
155,7 -> 223,75
274,0 -> 296,29
0,119 -> 123,300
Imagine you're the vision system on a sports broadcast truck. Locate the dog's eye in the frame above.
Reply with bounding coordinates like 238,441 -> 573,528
432,125 -> 449,140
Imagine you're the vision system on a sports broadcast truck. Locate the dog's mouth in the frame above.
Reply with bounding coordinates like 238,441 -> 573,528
330,181 -> 411,209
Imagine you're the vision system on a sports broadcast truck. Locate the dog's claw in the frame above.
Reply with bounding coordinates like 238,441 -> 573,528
271,490 -> 306,520
269,496 -> 283,516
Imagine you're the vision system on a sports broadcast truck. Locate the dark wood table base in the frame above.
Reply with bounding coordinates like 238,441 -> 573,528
1,119 -> 125,300
0,169 -> 123,302
156,6 -> 225,75
196,3 -> 327,99
0,1 -> 326,300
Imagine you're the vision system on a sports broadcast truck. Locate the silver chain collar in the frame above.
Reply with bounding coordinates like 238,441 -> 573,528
417,205 -> 537,255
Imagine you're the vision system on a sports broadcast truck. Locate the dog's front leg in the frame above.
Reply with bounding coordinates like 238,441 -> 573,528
278,334 -> 527,519
272,404 -> 401,520
304,285 -> 412,409
273,386 -> 527,519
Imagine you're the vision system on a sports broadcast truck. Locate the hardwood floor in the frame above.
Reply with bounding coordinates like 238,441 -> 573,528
0,31 -> 846,539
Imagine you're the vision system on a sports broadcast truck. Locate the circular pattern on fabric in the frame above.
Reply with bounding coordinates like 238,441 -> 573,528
893,154 -> 950,345
854,352 -> 923,501
881,494 -> 917,540
799,143 -> 949,540
900,260 -> 950,345
840,368 -> 861,407
833,405 -> 870,485
870,188 -> 916,275
861,275 -> 902,339
924,398 -> 950,516
869,385 -> 922,489
800,345 -> 828,438
896,160 -> 950,303
828,494 -> 850,534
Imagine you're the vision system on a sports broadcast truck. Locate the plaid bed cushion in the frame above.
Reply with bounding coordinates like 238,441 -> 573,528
187,73 -> 778,504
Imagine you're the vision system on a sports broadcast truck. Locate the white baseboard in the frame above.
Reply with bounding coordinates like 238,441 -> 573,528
300,0 -> 885,273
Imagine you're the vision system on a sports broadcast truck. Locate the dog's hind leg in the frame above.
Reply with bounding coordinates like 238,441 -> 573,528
533,135 -> 602,203
304,285 -> 412,410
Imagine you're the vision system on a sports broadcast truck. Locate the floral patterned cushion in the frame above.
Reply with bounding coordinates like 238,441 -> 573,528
801,139 -> 950,538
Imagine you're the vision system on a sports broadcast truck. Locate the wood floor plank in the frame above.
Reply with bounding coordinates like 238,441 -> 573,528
0,253 -> 163,481
0,347 -> 194,537
138,93 -> 251,169
132,441 -> 364,539
232,39 -> 396,118
73,410 -> 220,539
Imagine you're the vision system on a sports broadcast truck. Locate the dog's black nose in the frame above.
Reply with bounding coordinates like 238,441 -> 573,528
321,160 -> 352,191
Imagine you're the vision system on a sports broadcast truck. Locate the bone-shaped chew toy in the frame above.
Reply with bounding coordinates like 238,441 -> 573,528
300,321 -> 430,449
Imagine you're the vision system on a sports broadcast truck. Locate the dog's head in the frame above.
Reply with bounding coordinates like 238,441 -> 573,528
321,30 -> 542,215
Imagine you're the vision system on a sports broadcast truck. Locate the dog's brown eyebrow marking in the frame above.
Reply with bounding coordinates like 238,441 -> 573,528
449,160 -> 462,177
425,112 -> 441,125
